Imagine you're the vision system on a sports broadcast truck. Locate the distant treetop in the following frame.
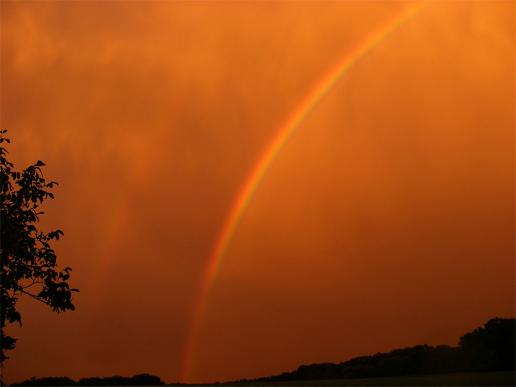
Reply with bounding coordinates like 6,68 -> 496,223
13,373 -> 164,386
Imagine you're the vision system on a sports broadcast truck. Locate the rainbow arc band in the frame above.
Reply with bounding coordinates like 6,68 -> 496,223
180,2 -> 426,382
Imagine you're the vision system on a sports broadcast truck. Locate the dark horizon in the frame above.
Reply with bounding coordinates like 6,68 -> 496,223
10,317 -> 516,386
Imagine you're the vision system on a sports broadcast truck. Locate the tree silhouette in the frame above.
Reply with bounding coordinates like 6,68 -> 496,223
252,318 -> 515,383
0,129 -> 78,363
12,374 -> 165,386
459,317 -> 516,371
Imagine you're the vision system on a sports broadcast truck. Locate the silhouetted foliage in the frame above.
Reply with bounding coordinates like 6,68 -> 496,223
12,318 -> 514,386
78,374 -> 164,386
13,377 -> 76,386
0,130 -> 78,363
459,317 -> 515,371
13,374 -> 164,386
249,318 -> 515,383
130,374 -> 164,385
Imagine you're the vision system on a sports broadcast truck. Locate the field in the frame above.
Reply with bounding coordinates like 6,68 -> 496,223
190,372 -> 515,386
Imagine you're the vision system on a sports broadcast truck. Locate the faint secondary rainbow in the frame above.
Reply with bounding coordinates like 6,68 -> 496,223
180,2 -> 425,382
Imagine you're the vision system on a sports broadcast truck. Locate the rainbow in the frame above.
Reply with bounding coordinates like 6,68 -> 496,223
180,2 -> 425,381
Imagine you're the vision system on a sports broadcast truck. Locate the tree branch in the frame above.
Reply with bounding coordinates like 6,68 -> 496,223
19,289 -> 50,306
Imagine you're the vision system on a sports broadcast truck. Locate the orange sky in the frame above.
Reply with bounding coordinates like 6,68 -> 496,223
1,1 -> 514,384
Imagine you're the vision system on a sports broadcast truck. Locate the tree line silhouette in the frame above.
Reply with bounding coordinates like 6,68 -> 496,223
243,317 -> 515,383
12,374 -> 163,386
13,317 -> 515,386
